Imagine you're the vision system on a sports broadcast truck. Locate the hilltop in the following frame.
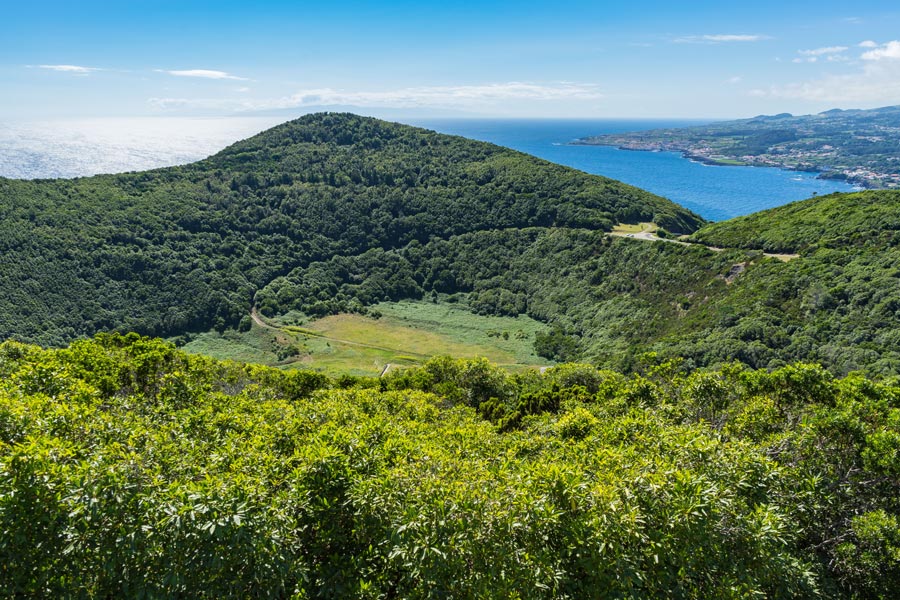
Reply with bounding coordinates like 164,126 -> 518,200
575,105 -> 900,189
691,189 -> 900,253
3,115 -> 900,598
2,114 -> 900,375
0,113 -> 701,348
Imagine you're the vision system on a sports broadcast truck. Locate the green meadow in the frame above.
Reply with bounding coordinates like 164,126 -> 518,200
183,300 -> 550,376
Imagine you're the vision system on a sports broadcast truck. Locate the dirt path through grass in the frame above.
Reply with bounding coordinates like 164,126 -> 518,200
251,308 -> 430,358
610,223 -> 798,261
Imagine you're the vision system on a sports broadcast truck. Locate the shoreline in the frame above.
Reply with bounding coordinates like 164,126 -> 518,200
571,141 -> 877,190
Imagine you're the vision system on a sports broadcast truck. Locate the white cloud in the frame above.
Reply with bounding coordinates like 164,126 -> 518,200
861,40 -> 900,61
235,87 -> 251,93
792,46 -> 849,63
36,64 -> 101,74
283,82 -> 604,108
705,34 -> 765,42
750,48 -> 900,103
726,76 -> 742,84
158,69 -> 249,81
147,97 -> 235,111
675,34 -> 767,43
149,81 -> 605,113
798,46 -> 848,56
859,40 -> 878,48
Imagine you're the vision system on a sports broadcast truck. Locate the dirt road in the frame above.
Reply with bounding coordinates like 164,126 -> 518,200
609,229 -> 797,261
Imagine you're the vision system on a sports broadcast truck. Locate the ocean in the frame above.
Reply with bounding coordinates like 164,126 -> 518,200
0,116 -> 855,222
410,118 -> 857,221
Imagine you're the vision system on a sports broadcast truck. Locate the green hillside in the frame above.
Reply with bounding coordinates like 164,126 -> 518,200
3,334 -> 900,597
4,116 -> 900,598
255,204 -> 900,376
691,190 -> 900,253
0,113 -> 702,348
635,190 -> 900,375
3,115 -> 900,376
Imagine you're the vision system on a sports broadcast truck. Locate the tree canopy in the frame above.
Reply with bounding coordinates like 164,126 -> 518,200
2,335 -> 900,597
0,113 -> 702,347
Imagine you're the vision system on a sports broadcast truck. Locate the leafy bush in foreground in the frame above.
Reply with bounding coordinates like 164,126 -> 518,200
2,335 -> 899,598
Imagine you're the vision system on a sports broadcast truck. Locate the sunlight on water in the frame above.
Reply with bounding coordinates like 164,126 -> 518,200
0,117 -> 284,179
0,116 -> 856,221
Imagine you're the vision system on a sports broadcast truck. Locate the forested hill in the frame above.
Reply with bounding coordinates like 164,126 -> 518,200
691,189 -> 900,253
0,113 -> 702,347
638,189 -> 900,375
201,113 -> 702,236
4,113 -> 900,376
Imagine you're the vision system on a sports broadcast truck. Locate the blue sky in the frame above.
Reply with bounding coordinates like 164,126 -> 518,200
4,0 -> 900,119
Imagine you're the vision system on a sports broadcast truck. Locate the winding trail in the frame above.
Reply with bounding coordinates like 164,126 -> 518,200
251,308 -> 429,358
249,308 -> 271,329
250,308 -> 549,373
609,226 -> 798,262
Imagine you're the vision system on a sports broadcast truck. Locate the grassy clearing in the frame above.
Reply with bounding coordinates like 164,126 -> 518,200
181,327 -> 280,365
182,300 -> 551,377
765,252 -> 800,262
286,333 -> 419,376
612,222 -> 657,234
708,157 -> 747,166
372,300 -> 548,362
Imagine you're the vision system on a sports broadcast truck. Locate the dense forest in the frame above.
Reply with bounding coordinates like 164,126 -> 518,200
691,190 -> 900,254
2,334 -> 899,598
3,114 -> 900,376
254,188 -> 900,376
4,114 -> 900,597
0,113 -> 700,347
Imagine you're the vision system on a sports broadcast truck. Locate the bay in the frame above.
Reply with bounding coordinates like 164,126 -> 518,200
0,116 -> 856,222
410,118 -> 857,221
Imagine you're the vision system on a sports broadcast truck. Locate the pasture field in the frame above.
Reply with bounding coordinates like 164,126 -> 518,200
183,300 -> 550,376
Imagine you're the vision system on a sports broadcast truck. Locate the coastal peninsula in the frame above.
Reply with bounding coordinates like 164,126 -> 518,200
575,105 -> 900,189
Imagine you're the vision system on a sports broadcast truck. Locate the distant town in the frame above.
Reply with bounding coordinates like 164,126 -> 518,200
575,105 -> 900,189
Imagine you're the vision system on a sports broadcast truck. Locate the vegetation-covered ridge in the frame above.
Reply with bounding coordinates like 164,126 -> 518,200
2,334 -> 900,598
5,113 -> 900,377
0,112 -> 702,348
690,189 -> 900,254
252,188 -> 900,377
575,105 -> 900,189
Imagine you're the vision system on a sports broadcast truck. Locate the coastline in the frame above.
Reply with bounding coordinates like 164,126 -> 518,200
572,141 -> 877,190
